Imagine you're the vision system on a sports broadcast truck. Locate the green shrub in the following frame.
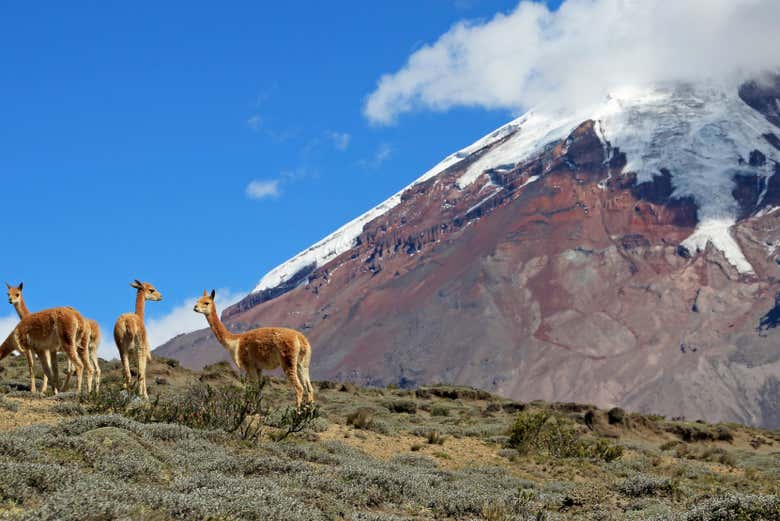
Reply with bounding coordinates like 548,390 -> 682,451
713,425 -> 734,442
430,405 -> 451,417
681,493 -> 780,520
616,474 -> 674,497
346,408 -> 375,430
383,400 -> 417,414
607,407 -> 626,425
506,411 -> 622,461
76,380 -> 318,442
0,395 -> 19,412
506,411 -> 550,454
52,402 -> 86,416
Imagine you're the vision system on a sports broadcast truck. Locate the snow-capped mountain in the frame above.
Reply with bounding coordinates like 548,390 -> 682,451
157,78 -> 780,428
254,82 -> 778,293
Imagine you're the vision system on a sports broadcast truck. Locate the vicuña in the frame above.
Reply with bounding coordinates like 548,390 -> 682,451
194,289 -> 314,408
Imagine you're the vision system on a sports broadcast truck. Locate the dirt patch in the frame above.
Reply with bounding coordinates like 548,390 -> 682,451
321,423 -> 506,470
0,396 -> 61,431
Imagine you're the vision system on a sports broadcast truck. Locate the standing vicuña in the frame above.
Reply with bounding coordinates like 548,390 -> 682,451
0,307 -> 90,394
6,282 -> 101,393
5,282 -> 41,392
193,290 -> 314,408
113,280 -> 162,399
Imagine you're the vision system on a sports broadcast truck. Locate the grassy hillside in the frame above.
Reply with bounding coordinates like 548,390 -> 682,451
0,354 -> 778,520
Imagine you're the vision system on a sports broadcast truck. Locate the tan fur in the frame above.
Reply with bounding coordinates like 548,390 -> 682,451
194,289 -> 314,408
5,282 -> 98,394
0,306 -> 89,394
113,280 -> 162,399
63,318 -> 101,393
6,282 -> 40,392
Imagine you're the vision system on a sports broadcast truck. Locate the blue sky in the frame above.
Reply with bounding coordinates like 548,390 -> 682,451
1,1 -> 567,354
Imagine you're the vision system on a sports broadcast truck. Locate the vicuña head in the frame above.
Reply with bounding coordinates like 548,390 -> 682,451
130,279 -> 163,302
193,289 -> 216,315
5,282 -> 22,306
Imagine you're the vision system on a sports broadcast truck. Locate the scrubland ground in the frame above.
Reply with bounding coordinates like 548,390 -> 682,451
0,354 -> 778,520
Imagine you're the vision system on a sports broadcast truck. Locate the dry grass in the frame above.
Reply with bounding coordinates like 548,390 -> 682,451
0,352 -> 777,520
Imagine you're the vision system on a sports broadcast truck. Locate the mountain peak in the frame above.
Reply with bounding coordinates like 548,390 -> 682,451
159,79 -> 780,429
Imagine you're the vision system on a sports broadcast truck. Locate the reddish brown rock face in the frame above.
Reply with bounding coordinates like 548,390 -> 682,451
158,89 -> 780,428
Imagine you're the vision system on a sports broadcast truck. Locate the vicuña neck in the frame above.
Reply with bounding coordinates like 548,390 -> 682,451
13,297 -> 30,319
135,290 -> 145,320
207,306 -> 238,351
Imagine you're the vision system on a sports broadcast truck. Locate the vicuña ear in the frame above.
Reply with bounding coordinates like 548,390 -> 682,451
4,282 -> 10,289
130,280 -> 143,289
203,289 -> 208,296
210,289 -> 216,300
18,282 -> 23,291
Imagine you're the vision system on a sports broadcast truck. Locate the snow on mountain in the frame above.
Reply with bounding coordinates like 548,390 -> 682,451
254,82 -> 779,293
251,115 -> 521,293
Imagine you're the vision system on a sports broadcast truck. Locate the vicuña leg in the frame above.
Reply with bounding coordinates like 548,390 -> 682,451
81,345 -> 94,393
119,347 -> 132,390
66,347 -> 84,395
282,362 -> 304,409
298,361 -> 315,403
137,339 -> 149,400
23,350 -> 37,393
91,350 -> 101,392
40,350 -> 59,395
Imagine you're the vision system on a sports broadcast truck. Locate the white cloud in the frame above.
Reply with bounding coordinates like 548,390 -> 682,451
364,0 -> 780,124
359,142 -> 394,169
245,179 -> 281,200
0,314 -> 16,348
327,131 -> 351,151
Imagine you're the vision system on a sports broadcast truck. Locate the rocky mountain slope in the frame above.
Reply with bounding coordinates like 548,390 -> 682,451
157,79 -> 780,428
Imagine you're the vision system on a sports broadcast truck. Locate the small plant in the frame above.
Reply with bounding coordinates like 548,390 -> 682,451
425,430 -> 446,445
52,402 -> 86,416
0,395 -> 19,412
506,410 -> 550,454
431,405 -> 451,417
383,400 -> 417,414
616,473 -> 674,497
681,493 -> 780,520
346,408 -> 375,430
268,404 -> 321,442
607,407 -> 625,425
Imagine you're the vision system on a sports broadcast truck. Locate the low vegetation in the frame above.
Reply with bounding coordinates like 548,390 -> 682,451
0,353 -> 777,520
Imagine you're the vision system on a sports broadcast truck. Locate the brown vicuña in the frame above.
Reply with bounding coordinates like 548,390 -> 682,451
194,289 -> 314,408
113,280 -> 162,399
0,305 -> 90,394
6,282 -> 101,393
5,282 -> 41,392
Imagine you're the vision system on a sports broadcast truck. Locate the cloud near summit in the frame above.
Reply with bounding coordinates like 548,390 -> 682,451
364,0 -> 780,124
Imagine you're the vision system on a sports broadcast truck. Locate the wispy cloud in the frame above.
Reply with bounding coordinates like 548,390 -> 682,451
246,114 -> 262,131
326,131 -> 351,151
359,142 -> 394,170
364,0 -> 780,124
245,179 -> 281,200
